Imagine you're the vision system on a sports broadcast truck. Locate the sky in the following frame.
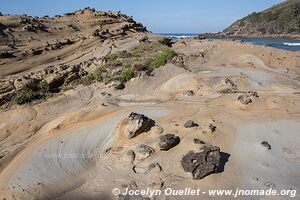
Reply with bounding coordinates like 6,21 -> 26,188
0,0 -> 283,33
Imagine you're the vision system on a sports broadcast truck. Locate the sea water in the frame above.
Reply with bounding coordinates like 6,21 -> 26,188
158,33 -> 300,51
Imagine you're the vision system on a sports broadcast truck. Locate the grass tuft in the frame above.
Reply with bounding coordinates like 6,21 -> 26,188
149,49 -> 177,68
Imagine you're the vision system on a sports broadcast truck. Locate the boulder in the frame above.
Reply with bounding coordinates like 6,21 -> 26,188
181,145 -> 221,179
125,113 -> 155,139
157,134 -> 180,150
261,141 -> 271,150
183,120 -> 199,128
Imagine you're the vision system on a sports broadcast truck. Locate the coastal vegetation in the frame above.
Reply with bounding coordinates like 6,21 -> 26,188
7,41 -> 178,105
224,0 -> 300,35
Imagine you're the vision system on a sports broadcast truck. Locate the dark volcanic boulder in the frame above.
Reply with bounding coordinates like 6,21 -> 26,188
125,113 -> 155,139
181,145 -> 221,179
158,134 -> 180,150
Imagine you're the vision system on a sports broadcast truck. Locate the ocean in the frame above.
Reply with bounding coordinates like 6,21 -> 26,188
158,33 -> 300,52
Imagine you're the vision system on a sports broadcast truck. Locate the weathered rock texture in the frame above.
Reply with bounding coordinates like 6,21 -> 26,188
125,113 -> 155,139
181,145 -> 221,179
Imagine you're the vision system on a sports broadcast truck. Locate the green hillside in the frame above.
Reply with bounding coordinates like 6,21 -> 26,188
224,0 -> 300,36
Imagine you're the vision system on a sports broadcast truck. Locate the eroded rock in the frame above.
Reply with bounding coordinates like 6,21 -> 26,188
238,91 -> 259,105
261,141 -> 271,150
181,145 -> 221,179
125,113 -> 155,139
157,134 -> 180,150
238,94 -> 252,105
134,144 -> 154,162
0,80 -> 15,94
183,120 -> 199,128
152,125 -> 164,134
183,90 -> 194,96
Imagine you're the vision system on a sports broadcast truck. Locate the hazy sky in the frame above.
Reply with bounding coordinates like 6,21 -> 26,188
0,0 -> 283,33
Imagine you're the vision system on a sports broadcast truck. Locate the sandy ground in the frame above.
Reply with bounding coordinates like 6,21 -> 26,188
0,36 -> 300,200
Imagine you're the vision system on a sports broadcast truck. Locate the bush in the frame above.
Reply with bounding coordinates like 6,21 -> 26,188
105,53 -> 120,61
14,89 -> 45,105
117,68 -> 135,81
81,70 -> 102,85
149,48 -> 177,68
38,80 -> 50,92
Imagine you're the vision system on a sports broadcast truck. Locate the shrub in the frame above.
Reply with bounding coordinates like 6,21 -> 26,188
149,48 -> 177,68
105,53 -> 120,61
81,70 -> 102,85
117,68 -> 135,82
14,89 -> 45,105
38,80 -> 50,92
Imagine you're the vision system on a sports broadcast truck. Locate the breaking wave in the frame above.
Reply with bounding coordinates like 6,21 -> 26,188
283,42 -> 300,46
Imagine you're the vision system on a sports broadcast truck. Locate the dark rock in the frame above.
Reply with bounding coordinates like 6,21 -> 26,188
183,120 -> 199,128
193,138 -> 205,144
115,82 -> 125,90
158,38 -> 174,47
138,36 -> 149,43
225,78 -> 236,87
261,141 -> 271,150
183,90 -> 194,96
209,124 -> 217,132
0,51 -> 15,58
248,91 -> 259,98
238,91 -> 259,105
157,134 -> 180,150
125,113 -> 155,139
181,145 -> 221,179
